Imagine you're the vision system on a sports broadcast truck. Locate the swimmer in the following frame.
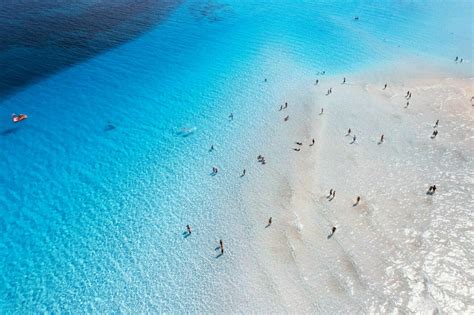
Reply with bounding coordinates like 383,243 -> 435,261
455,56 -> 458,62
434,119 -> 439,128
405,101 -> 409,108
342,77 -> 346,84
315,79 -> 319,85
352,135 -> 357,143
268,217 -> 272,226
320,108 -> 324,115
296,142 -> 303,146
293,148 -> 301,152
383,83 -> 387,90
279,105 -> 283,111
241,169 -> 246,177
229,113 -> 234,120
309,138 -> 315,146
346,128 -> 351,136
284,115 -> 289,121
284,102 -> 288,109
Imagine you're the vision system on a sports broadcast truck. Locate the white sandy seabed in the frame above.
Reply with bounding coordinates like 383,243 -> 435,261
227,58 -> 474,314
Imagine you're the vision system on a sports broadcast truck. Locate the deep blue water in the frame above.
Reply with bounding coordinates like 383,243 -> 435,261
1,0 -> 472,312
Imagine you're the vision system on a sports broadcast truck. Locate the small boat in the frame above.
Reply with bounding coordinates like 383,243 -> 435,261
12,113 -> 28,123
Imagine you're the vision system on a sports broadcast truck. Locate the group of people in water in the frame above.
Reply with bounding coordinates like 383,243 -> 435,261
192,70 -> 449,256
292,138 -> 316,151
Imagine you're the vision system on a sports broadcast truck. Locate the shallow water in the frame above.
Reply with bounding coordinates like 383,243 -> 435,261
0,0 -> 472,312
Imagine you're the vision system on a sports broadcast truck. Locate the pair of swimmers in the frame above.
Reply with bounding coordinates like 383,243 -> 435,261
427,185 -> 437,194
279,102 -> 289,111
328,189 -> 336,199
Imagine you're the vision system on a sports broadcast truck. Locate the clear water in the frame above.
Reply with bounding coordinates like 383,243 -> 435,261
0,0 -> 472,312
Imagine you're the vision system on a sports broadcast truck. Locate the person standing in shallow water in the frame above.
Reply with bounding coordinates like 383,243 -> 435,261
186,225 -> 192,235
268,217 -> 272,226
219,240 -> 224,254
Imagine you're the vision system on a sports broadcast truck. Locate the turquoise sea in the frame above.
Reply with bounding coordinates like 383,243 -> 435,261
1,1 -> 472,312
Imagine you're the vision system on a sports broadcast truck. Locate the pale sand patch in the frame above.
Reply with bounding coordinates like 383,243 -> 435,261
240,59 -> 473,313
